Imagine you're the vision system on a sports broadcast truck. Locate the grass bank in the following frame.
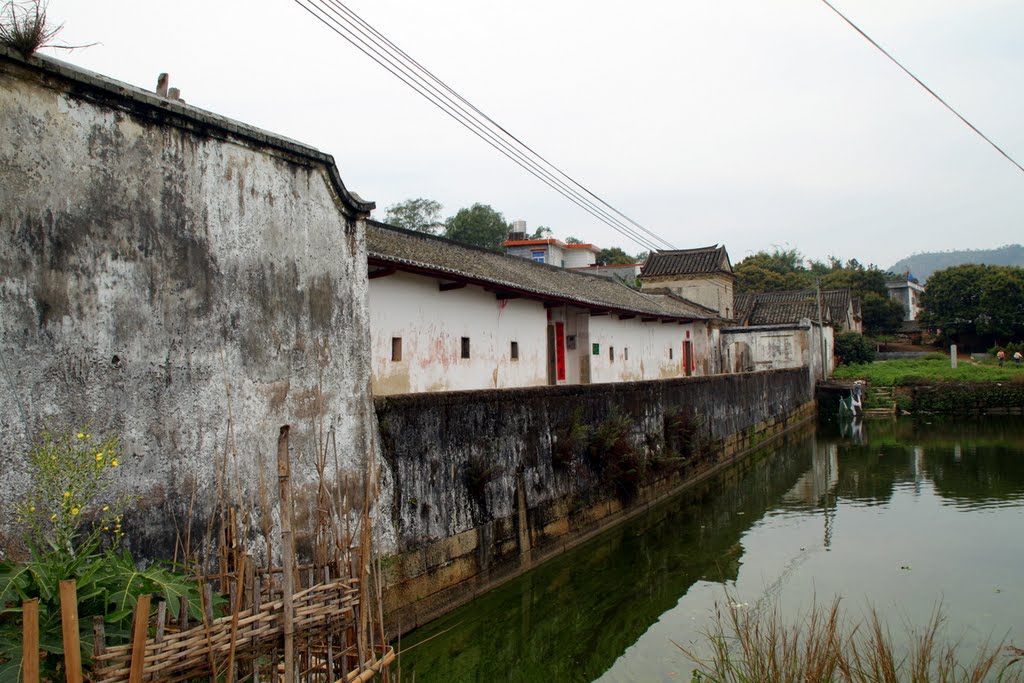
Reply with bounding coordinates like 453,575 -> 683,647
834,355 -> 1024,386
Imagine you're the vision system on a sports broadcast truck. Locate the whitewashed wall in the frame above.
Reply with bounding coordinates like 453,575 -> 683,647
720,323 -> 834,381
369,272 -> 549,394
584,317 -> 712,384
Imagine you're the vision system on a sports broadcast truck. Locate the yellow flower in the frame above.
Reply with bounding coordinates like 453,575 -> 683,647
50,514 -> 57,520
95,453 -> 104,461
29,506 -> 35,512
111,459 -> 119,467
71,507 -> 80,515
85,434 -> 90,439
63,491 -> 71,498
102,505 -> 109,512
76,432 -> 84,439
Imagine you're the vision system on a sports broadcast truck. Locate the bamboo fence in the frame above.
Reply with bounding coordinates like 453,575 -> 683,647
18,423 -> 393,682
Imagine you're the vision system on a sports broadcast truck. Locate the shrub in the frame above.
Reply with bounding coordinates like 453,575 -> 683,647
0,427 -> 203,680
552,407 -> 589,470
835,332 -> 875,366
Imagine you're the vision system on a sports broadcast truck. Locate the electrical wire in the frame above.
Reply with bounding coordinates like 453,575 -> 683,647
290,0 -> 676,252
820,0 -> 1024,176
302,0 -> 664,252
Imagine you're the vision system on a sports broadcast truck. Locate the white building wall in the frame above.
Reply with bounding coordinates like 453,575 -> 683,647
584,316 -> 712,384
369,272 -> 548,394
563,248 -> 598,268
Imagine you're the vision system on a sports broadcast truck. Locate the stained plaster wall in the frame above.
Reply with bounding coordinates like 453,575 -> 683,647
0,50 -> 377,561
375,368 -> 815,630
641,273 -> 734,318
721,322 -> 834,384
585,316 -> 713,383
368,271 -> 548,394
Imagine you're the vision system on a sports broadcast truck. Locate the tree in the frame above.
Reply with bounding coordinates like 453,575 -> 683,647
565,236 -> 584,245
734,249 -> 812,292
444,204 -> 510,252
859,292 -> 904,336
919,264 -> 1024,345
383,198 -> 444,234
597,247 -> 636,266
529,226 -> 554,239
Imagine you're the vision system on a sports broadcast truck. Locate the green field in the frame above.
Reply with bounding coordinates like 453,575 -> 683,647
834,355 -> 1024,385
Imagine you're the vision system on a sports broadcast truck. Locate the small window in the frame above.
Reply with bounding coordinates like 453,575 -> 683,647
592,343 -> 600,355
669,347 -> 674,360
609,346 -> 615,362
531,250 -> 545,263
510,341 -> 519,360
624,348 -> 629,361
461,337 -> 471,359
391,337 -> 402,362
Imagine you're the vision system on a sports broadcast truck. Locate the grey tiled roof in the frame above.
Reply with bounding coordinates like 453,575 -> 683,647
367,221 -> 717,320
640,245 -> 732,278
733,288 -> 853,326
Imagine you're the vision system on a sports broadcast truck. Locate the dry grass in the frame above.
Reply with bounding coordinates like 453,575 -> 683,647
679,597 -> 1023,682
0,0 -> 61,57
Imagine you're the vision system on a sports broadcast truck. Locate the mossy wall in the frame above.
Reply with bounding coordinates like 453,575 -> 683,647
375,369 -> 815,632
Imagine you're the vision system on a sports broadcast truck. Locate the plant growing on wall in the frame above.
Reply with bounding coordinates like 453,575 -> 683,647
552,407 -> 589,470
590,413 -> 645,502
660,408 -> 705,472
0,427 -> 204,680
0,0 -> 60,57
464,451 -> 501,512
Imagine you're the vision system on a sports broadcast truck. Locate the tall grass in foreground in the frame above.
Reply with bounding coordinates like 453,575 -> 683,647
679,598 -> 1023,682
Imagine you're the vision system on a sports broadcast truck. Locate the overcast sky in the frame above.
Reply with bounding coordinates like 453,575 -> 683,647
39,0 -> 1024,269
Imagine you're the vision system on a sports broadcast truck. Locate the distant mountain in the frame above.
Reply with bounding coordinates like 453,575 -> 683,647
888,244 -> 1024,283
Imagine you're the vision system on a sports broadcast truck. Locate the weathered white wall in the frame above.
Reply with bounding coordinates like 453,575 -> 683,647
369,272 -> 548,394
585,317 -> 712,384
720,323 -> 834,382
0,52 -> 375,560
641,274 -> 733,318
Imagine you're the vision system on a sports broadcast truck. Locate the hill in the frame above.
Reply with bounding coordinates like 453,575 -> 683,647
888,244 -> 1024,282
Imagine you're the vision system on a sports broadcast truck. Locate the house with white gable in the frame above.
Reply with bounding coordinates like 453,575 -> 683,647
366,222 -> 721,395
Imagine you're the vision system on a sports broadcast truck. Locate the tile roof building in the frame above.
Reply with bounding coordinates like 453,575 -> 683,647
366,222 -> 722,393
732,289 -> 861,333
639,245 -> 736,318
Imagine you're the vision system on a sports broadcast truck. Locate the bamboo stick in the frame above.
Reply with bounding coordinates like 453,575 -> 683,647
93,615 -> 106,658
22,598 -> 39,683
128,594 -> 151,683
278,425 -> 296,683
59,579 -> 83,683
155,601 -> 167,643
225,552 -> 247,682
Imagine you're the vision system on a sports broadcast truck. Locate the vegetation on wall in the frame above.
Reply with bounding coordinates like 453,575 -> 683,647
589,413 -> 645,502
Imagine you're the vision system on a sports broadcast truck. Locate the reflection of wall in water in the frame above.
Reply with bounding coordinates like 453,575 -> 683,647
783,442 -> 839,506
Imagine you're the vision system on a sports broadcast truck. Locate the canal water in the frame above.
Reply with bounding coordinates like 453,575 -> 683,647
398,417 -> 1024,682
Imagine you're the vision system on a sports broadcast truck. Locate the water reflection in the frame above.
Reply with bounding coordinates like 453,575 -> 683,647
400,418 -> 1024,682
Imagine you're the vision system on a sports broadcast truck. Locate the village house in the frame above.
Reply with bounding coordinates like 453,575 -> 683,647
885,276 -> 925,322
367,221 -> 722,394
639,245 -> 735,318
502,233 -> 601,267
733,288 -> 862,333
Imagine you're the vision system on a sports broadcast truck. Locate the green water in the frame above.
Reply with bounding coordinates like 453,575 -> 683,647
399,418 -> 1024,682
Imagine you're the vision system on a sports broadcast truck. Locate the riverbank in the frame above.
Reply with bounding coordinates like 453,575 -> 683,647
832,356 -> 1024,415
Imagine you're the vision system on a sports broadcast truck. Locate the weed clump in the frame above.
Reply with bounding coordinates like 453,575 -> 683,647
0,0 -> 62,58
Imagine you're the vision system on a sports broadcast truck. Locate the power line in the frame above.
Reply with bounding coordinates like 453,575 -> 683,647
302,0 -> 665,252
819,0 -> 1024,176
290,0 -> 676,252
